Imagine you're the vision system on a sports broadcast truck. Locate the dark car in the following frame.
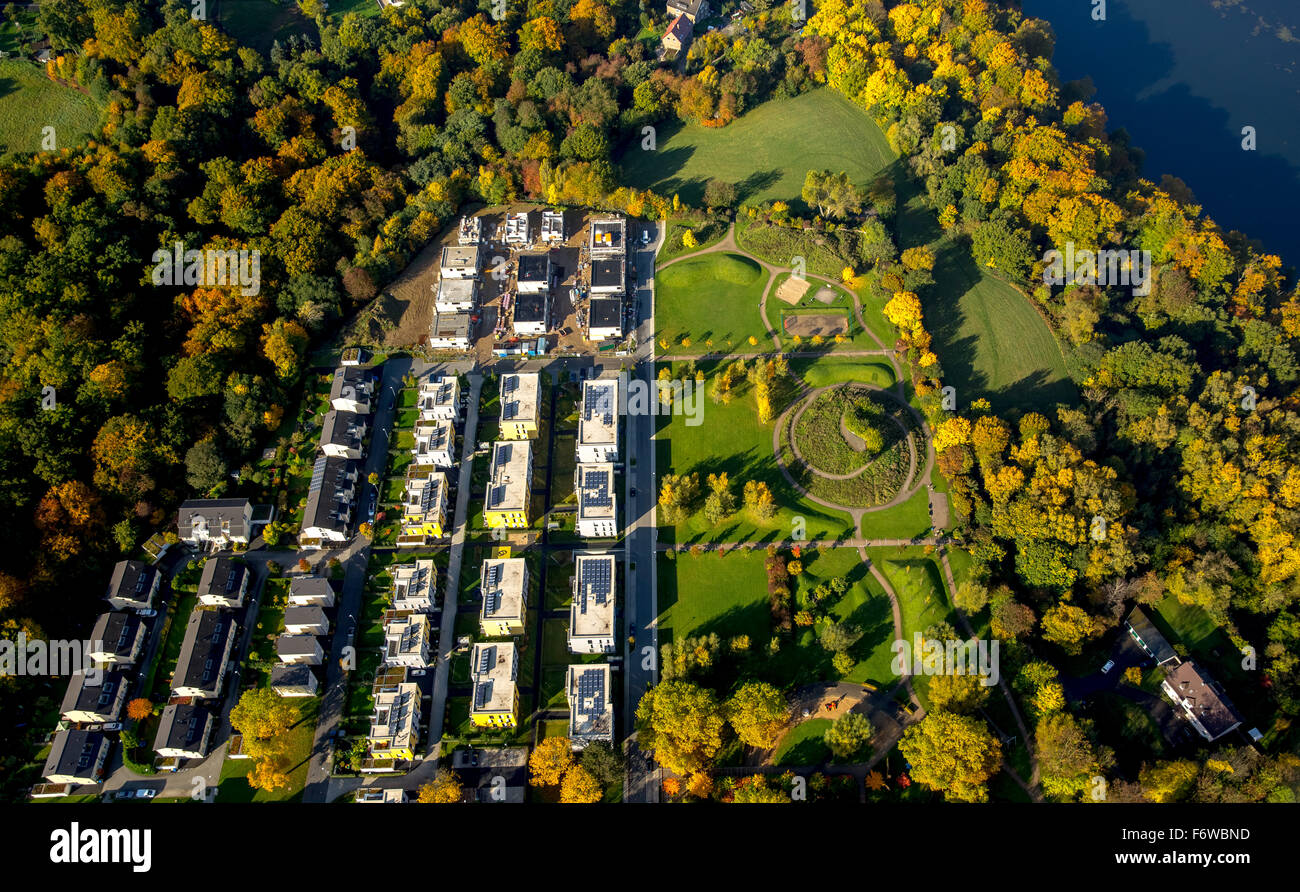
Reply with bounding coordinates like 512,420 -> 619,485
629,487 -> 637,497
367,492 -> 377,521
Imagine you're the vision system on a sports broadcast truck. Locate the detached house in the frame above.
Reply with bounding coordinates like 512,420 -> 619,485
429,310 -> 473,350
277,635 -> 325,666
1124,607 -> 1179,667
42,729 -> 111,786
271,663 -> 319,698
284,606 -> 329,636
480,557 -> 528,637
661,13 -> 694,54
330,366 -> 373,414
1162,661 -> 1245,743
587,297 -> 623,341
666,0 -> 709,22
178,498 -> 252,547
197,555 -> 248,609
589,216 -> 626,257
172,610 -> 237,699
320,409 -> 369,460
154,703 -> 214,760
105,560 -> 159,611
399,469 -> 449,544
60,669 -> 130,724
369,680 -> 422,761
87,612 -> 147,667
381,612 -> 432,669
440,245 -> 481,279
288,576 -> 336,609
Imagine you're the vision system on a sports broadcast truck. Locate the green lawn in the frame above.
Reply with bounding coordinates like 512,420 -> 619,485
655,252 -> 770,352
867,547 -> 954,707
773,718 -> 832,766
0,60 -> 103,158
218,698 -> 319,802
896,181 -> 1075,413
858,487 -> 932,540
655,361 -> 856,544
659,547 -> 899,690
620,88 -> 894,212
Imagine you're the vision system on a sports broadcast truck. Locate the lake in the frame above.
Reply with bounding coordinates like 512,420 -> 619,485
1023,0 -> 1300,266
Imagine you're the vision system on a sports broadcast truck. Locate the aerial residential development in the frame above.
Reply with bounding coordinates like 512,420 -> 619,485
5,3 -> 1295,874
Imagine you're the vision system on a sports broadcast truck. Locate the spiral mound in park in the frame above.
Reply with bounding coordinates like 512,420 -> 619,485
777,384 -> 920,509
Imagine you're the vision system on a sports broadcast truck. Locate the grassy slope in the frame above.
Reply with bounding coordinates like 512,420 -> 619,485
0,60 -> 102,158
896,180 -> 1075,413
621,89 -> 895,211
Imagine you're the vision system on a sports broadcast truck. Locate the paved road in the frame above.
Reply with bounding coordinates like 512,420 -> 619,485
623,220 -> 662,803
302,356 -> 412,803
425,371 -> 483,761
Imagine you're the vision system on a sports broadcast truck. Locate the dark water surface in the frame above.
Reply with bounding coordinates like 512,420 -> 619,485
1022,0 -> 1300,266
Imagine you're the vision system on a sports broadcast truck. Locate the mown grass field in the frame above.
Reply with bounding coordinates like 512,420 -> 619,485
896,181 -> 1075,413
0,60 -> 102,158
657,546 -> 898,691
621,89 -> 895,212
654,359 -> 857,544
654,252 -> 769,352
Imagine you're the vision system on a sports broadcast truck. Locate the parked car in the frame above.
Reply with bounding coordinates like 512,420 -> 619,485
135,608 -> 157,617
629,487 -> 637,497
367,492 -> 377,522
136,788 -> 157,799
1101,659 -> 1115,674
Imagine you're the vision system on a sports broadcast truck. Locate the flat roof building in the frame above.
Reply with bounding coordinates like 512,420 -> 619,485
569,553 -> 616,654
435,277 -> 480,314
499,372 -> 541,440
567,663 -> 614,747
430,311 -> 472,350
392,559 -> 437,612
480,557 -> 528,637
412,417 -> 456,469
369,681 -> 422,761
418,375 -> 461,421
589,215 -> 626,257
440,245 -> 481,279
382,612 -> 432,668
399,468 -> 449,544
578,378 -> 620,463
470,642 -> 519,728
541,209 -> 564,244
590,257 -> 624,294
484,440 -> 534,529
576,463 -> 617,539
587,297 -> 623,341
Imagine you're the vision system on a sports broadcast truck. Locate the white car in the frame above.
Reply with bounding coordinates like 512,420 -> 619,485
1100,659 -> 1115,674
136,788 -> 157,799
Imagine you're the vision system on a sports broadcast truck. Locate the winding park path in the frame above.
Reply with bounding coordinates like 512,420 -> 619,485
655,222 -> 901,376
654,220 -> 1041,800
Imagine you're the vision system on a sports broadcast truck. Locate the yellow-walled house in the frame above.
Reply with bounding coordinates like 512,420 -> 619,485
469,642 -> 519,728
399,469 -> 448,544
480,557 -> 528,637
499,372 -> 540,440
483,440 -> 533,529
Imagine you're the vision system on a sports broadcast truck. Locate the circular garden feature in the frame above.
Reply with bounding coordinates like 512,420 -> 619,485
779,384 -> 920,508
